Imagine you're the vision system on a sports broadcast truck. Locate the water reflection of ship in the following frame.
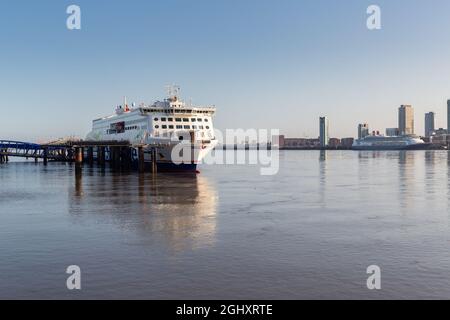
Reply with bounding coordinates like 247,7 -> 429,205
70,169 -> 218,251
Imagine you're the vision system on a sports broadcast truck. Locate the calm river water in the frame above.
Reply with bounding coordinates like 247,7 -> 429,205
1,150 -> 450,299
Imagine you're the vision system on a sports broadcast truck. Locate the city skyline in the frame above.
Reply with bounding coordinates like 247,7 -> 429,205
330,101 -> 449,140
3,1 -> 450,142
303,102 -> 450,141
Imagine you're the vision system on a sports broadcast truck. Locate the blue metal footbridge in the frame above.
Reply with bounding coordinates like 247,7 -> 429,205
0,140 -> 70,163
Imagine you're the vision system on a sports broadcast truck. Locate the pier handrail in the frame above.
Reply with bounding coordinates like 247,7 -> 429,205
0,140 -> 42,149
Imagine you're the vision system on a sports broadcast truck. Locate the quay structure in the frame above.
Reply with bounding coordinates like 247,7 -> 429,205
0,140 -> 158,173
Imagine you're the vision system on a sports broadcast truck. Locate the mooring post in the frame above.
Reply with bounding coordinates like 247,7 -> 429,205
114,147 -> 118,164
75,147 -> 83,165
43,147 -> 48,165
109,147 -> 115,166
123,147 -> 131,169
97,146 -> 101,164
138,146 -> 145,173
110,147 -> 119,168
98,146 -> 105,166
151,147 -> 157,174
113,147 -> 120,167
120,147 -> 126,168
87,147 -> 94,165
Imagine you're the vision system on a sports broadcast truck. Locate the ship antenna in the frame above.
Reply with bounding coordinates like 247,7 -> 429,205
166,84 -> 180,100
165,85 -> 171,98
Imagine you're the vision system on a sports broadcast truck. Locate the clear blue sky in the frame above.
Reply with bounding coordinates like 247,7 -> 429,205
1,0 -> 450,141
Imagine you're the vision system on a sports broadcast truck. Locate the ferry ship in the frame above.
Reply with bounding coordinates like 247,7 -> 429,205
86,87 -> 217,171
352,135 -> 429,150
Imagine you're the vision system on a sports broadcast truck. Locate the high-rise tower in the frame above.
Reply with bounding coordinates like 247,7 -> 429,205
319,117 -> 329,148
399,105 -> 414,135
425,112 -> 435,137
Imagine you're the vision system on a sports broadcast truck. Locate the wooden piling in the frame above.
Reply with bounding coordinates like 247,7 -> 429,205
87,147 -> 94,165
114,147 -> 121,167
120,147 -> 126,168
43,147 -> 48,165
98,147 -> 105,166
109,147 -> 114,165
123,147 -> 132,169
75,147 -> 83,164
138,147 -> 145,173
151,148 -> 157,174
0,149 -> 4,163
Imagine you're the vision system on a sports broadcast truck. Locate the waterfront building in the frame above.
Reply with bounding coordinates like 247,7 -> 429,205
274,135 -> 285,148
399,105 -> 415,135
281,138 -> 320,149
358,123 -> 370,140
447,100 -> 450,133
431,133 -> 450,147
340,138 -> 355,148
329,138 -> 341,148
319,117 -> 329,148
434,128 -> 448,135
386,128 -> 400,137
425,112 -> 435,137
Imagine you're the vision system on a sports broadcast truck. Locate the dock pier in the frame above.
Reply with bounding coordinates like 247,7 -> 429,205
0,140 -> 158,174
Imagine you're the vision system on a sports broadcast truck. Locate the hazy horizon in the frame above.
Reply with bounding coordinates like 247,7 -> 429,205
2,0 -> 450,142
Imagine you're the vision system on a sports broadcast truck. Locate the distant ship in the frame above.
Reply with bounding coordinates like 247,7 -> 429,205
352,135 -> 430,150
86,87 -> 217,171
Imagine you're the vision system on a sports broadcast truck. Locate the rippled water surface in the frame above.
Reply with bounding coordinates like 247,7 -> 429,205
1,150 -> 450,299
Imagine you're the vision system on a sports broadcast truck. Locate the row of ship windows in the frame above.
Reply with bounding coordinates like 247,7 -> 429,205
106,124 -> 209,134
143,109 -> 211,114
154,117 -> 209,123
155,125 -> 210,130
106,125 -> 147,134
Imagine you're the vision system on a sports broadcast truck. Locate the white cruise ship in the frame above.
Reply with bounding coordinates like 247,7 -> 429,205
352,135 -> 429,150
86,87 -> 217,171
